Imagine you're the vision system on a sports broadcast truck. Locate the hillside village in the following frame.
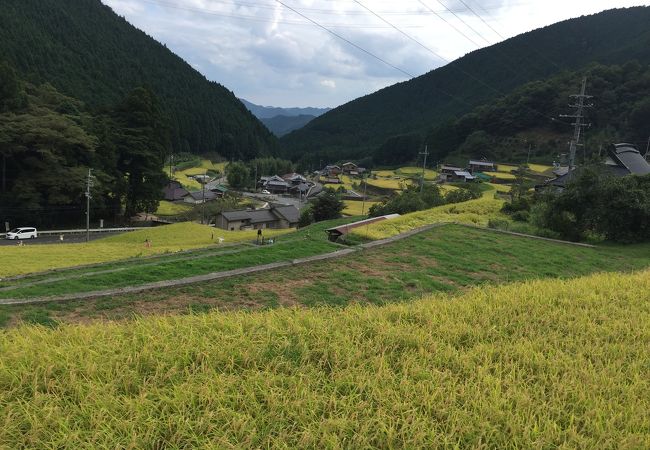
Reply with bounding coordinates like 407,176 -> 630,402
1,1 -> 650,448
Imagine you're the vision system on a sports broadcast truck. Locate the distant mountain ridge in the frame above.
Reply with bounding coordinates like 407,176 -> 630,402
240,99 -> 331,120
260,115 -> 320,137
0,0 -> 277,158
280,6 -> 650,166
241,99 -> 331,136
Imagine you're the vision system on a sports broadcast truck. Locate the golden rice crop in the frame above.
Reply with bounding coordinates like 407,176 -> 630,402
396,166 -> 438,180
155,200 -> 192,216
484,171 -> 517,180
528,163 -> 552,174
342,200 -> 379,216
351,194 -> 505,240
495,164 -> 518,172
0,222 -> 292,278
367,177 -> 411,190
1,270 -> 649,448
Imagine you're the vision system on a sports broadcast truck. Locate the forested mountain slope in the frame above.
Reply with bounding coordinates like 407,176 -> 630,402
421,62 -> 650,165
0,0 -> 277,158
281,6 -> 650,166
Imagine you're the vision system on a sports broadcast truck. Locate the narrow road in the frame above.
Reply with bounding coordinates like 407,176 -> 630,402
0,231 -> 126,246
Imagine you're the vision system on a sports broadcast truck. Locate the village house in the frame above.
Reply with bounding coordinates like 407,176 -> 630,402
259,175 -> 290,194
323,164 -> 341,176
468,159 -> 495,173
438,164 -> 476,182
183,190 -> 221,204
215,205 -> 300,231
544,143 -> 650,190
162,180 -> 189,202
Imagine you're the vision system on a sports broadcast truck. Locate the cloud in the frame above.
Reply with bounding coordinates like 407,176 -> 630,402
101,0 -> 650,108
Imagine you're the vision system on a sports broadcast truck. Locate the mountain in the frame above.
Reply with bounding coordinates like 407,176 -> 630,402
240,99 -> 331,120
0,0 -> 277,159
422,62 -> 650,166
280,7 -> 650,166
241,99 -> 331,136
260,115 -> 320,137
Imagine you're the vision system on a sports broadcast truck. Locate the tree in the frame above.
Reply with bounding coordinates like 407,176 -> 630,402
311,189 -> 344,222
370,184 -> 444,217
227,162 -> 251,189
111,87 -> 169,218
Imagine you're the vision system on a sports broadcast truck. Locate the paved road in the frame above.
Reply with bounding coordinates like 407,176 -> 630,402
0,231 -> 126,246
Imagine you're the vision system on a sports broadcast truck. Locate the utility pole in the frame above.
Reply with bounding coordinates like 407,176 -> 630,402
201,179 -> 206,225
85,168 -> 94,242
169,153 -> 174,178
526,143 -> 532,164
560,77 -> 592,170
645,136 -> 650,162
419,144 -> 429,194
361,174 -> 368,216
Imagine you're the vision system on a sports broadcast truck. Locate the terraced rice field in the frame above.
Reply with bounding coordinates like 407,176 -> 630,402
1,268 -> 649,447
0,222 -> 292,278
155,200 -> 192,216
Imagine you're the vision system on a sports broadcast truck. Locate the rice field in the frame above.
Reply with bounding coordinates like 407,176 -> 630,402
173,160 -> 225,190
484,171 -> 517,180
1,269 -> 648,448
495,164 -> 518,172
351,194 -> 505,240
0,222 -> 292,278
528,163 -> 553,174
396,166 -> 438,180
367,177 -> 411,190
155,200 -> 192,216
342,200 -> 379,216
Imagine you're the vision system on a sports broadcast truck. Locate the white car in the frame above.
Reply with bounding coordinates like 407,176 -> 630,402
261,189 -> 271,194
6,227 -> 38,240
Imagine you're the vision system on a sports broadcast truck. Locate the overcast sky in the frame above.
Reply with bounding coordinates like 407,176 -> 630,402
102,0 -> 650,108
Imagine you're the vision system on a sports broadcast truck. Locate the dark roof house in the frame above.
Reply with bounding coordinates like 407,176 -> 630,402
215,205 -> 300,230
162,181 -> 189,201
543,143 -> 650,190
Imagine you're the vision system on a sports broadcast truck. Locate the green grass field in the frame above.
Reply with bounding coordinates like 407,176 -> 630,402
1,268 -> 649,447
3,224 -> 649,328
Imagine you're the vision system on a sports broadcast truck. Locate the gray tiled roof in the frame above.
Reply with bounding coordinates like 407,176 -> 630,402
609,143 -> 650,175
272,205 -> 300,223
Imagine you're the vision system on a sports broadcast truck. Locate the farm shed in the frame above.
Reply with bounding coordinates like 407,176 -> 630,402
325,214 -> 400,242
469,160 -> 495,172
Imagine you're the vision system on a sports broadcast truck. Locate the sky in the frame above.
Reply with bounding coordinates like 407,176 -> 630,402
102,0 -> 650,108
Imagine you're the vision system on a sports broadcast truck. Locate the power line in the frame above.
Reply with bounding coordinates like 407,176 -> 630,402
416,0 -> 482,47
274,0 -> 415,78
349,0 -> 566,127
353,0 -> 446,63
455,0 -> 505,40
431,0 -> 492,45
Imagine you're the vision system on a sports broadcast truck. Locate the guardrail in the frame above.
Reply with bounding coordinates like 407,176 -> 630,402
0,227 -> 147,239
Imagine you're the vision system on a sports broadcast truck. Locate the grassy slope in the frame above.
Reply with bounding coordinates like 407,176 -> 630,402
0,222 -> 292,278
1,269 -> 649,448
4,225 -> 649,327
351,192 -> 505,240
